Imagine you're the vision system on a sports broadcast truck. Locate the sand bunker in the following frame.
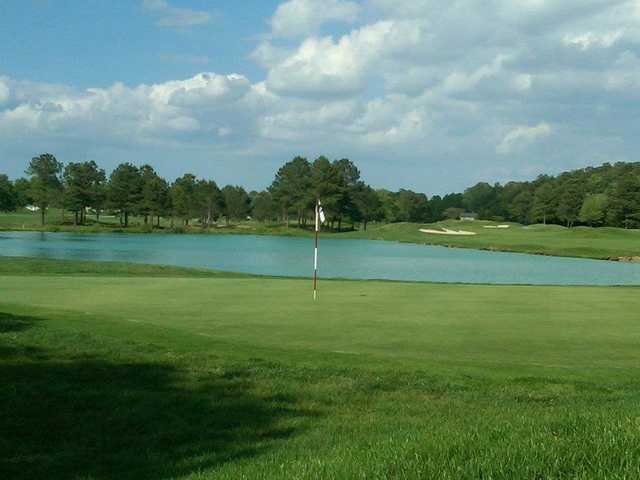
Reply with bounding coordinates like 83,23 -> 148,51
483,225 -> 510,229
419,228 -> 477,236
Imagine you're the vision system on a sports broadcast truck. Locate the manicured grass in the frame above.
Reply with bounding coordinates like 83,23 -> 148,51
2,258 -> 640,478
2,210 -> 639,261
345,220 -> 640,260
0,256 -> 252,278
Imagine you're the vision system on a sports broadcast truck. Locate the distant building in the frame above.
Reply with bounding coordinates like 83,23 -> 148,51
460,212 -> 478,221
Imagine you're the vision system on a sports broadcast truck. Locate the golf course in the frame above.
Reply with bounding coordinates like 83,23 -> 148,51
5,0 -> 640,477
2,257 -> 640,479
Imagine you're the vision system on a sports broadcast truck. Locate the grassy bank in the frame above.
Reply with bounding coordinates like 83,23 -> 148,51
0,209 -> 309,237
344,220 -> 640,260
2,209 -> 640,261
2,257 -> 640,478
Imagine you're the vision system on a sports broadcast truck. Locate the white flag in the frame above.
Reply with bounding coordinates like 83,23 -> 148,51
318,200 -> 326,224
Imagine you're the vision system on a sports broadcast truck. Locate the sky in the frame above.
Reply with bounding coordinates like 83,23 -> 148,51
0,0 -> 639,194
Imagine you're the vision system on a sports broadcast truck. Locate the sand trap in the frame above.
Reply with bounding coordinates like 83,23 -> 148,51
483,225 -> 510,229
420,228 -> 477,236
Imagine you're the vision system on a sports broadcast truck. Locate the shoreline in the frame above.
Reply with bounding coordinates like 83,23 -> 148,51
1,256 -> 639,288
1,221 -> 639,263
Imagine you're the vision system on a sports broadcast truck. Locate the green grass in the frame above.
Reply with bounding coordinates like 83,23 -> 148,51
0,208 -> 311,237
344,220 -> 640,260
2,210 -> 639,261
0,256 -> 253,278
2,257 -> 640,478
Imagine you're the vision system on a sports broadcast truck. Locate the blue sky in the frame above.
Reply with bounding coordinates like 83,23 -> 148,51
1,0 -> 639,194
0,1 -> 277,87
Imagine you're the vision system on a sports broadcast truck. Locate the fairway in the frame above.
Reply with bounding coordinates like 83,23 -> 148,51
2,259 -> 640,478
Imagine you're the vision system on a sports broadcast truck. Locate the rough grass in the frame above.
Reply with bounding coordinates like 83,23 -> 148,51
1,257 -> 640,478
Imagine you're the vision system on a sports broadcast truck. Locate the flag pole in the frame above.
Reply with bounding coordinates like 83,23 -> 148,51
313,198 -> 319,300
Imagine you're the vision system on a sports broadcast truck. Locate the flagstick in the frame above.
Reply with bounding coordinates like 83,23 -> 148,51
313,199 -> 319,300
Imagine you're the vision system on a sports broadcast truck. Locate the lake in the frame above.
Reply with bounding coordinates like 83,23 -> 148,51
1,231 -> 639,285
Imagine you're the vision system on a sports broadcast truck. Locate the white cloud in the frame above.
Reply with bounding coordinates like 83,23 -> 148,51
0,73 -> 253,146
440,56 -> 509,94
270,0 -> 360,37
162,73 -> 251,108
563,30 -> 624,50
266,20 -> 424,96
142,0 -> 210,28
497,123 -> 552,154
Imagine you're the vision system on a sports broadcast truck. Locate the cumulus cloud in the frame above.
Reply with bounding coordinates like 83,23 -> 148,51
497,123 -> 552,155
142,0 -> 210,28
270,0 -> 360,37
266,20 -> 424,97
0,73 -> 256,146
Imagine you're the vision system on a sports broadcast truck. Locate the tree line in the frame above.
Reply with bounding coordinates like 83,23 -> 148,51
0,154 -> 639,229
456,162 -> 640,228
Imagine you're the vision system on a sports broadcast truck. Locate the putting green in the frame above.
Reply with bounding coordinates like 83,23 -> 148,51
2,274 -> 639,379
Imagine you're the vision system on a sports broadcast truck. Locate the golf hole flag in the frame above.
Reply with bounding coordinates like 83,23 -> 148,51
313,199 -> 325,300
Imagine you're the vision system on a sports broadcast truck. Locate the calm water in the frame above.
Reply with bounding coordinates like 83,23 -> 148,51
1,231 -> 639,285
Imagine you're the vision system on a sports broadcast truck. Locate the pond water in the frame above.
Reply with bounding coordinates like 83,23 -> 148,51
1,231 -> 639,285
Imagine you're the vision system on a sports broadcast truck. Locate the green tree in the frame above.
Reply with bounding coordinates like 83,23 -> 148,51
443,207 -> 464,219
310,156 -> 342,228
556,178 -> 584,228
333,158 -> 361,230
432,193 -> 464,221
531,183 -> 557,225
63,161 -> 105,225
500,182 -> 529,221
140,165 -> 170,227
352,183 -> 382,230
376,189 -> 399,222
579,194 -> 608,226
26,153 -> 63,225
13,178 -> 32,208
251,190 -> 276,222
463,182 -> 500,219
395,189 -> 429,222
171,173 -> 198,226
197,179 -> 224,227
607,175 -> 640,228
63,163 -> 85,224
269,156 -> 312,227
510,190 -> 533,224
0,175 -> 16,212
222,185 -> 250,223
108,163 -> 143,227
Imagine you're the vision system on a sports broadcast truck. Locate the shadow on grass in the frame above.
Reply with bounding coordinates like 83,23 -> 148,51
0,312 -> 309,479
0,311 -> 41,333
